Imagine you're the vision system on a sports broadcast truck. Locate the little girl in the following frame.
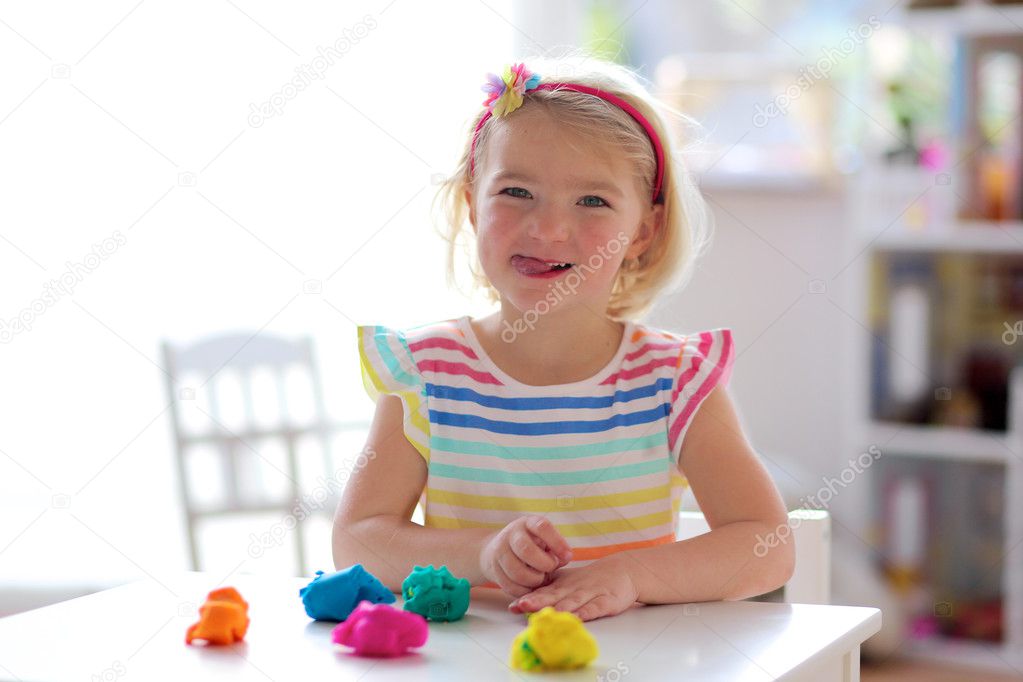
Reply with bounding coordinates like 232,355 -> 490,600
333,55 -> 793,622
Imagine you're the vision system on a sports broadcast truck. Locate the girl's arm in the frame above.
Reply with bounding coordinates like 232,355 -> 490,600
616,384 -> 795,603
332,394 -> 494,591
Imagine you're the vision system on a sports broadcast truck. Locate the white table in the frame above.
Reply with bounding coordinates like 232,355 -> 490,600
0,572 -> 880,681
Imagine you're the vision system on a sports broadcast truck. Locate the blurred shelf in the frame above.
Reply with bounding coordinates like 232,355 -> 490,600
852,9 -> 1023,671
867,421 -> 1014,463
899,3 -> 1023,35
860,221 -> 1023,253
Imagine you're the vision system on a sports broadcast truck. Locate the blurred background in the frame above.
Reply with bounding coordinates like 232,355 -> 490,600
2,0 -> 1023,678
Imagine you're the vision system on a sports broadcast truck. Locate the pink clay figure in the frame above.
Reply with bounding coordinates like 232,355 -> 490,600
331,600 -> 428,657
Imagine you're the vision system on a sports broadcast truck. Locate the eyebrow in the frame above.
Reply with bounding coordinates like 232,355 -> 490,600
489,170 -> 624,197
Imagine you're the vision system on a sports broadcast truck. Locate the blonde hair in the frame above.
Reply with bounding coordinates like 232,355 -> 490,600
432,53 -> 711,321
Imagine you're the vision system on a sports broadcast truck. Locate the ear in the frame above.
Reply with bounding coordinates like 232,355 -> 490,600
626,202 -> 664,260
464,189 -> 477,235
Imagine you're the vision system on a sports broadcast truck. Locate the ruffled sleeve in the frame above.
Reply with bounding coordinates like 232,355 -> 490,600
667,328 -> 736,465
357,325 -> 431,463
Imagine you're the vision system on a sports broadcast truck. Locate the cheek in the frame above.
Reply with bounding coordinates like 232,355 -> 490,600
476,203 -> 521,252
578,230 -> 627,272
483,201 -> 523,229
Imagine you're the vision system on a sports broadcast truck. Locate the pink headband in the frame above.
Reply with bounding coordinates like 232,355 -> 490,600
469,64 -> 666,205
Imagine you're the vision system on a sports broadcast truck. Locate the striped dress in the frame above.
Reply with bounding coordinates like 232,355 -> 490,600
357,315 -> 735,567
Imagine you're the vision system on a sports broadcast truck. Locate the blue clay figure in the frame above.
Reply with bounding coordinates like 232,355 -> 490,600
401,564 -> 471,622
299,565 -> 396,621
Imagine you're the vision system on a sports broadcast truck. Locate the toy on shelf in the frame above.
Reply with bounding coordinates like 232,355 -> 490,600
331,601 -> 428,657
299,565 -> 396,621
401,564 -> 471,622
185,587 -> 249,646
509,606 -> 599,671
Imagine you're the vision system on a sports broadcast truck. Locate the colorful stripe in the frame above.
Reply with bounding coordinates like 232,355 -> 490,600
668,329 -> 735,461
428,432 -> 667,460
357,326 -> 432,462
424,482 -> 672,511
424,510 -> 674,537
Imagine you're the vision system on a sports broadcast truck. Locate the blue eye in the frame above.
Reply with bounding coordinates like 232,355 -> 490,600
502,187 -> 531,198
580,195 -> 608,208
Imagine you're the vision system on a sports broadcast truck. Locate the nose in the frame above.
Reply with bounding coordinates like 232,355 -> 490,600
525,201 -> 571,243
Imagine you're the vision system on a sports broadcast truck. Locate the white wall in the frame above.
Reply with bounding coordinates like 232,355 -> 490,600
646,182 -> 867,532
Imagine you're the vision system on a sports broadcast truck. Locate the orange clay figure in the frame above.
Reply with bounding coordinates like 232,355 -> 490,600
185,587 -> 250,645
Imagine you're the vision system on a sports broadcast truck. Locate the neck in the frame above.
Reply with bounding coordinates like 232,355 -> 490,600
477,302 -> 626,380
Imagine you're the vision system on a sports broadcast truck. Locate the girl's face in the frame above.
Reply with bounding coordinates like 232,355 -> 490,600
467,106 -> 662,318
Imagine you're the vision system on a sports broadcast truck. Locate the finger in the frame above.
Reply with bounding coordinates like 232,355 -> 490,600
498,550 -> 547,589
532,532 -> 572,567
526,525 -> 571,570
534,540 -> 569,568
512,586 -> 561,613
509,530 -> 559,573
574,595 -> 615,622
507,600 -> 527,614
526,517 -> 572,563
553,591 -> 590,613
492,560 -> 531,599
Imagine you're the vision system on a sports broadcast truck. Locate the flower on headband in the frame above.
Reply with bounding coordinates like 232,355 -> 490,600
481,63 -> 541,118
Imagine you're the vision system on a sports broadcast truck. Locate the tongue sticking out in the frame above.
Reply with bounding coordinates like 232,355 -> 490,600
511,255 -> 566,275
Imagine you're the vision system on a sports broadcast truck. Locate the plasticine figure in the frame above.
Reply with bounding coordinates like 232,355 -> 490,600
185,586 -> 249,645
509,606 -> 599,671
299,565 -> 396,621
401,564 -> 471,622
331,601 -> 428,657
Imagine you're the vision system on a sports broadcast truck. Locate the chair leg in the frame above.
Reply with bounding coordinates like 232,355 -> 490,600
284,434 -> 306,576
295,517 -> 307,576
186,514 -> 202,571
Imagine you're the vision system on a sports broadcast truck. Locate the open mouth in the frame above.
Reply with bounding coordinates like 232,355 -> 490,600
510,255 -> 575,275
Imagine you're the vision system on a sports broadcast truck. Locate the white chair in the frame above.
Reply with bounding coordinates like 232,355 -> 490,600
161,332 -> 367,575
678,509 -> 831,604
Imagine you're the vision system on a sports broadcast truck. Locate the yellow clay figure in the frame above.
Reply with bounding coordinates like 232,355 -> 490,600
509,606 -> 599,671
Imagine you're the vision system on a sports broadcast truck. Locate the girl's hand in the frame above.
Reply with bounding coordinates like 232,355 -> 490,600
479,516 -> 573,598
507,554 -> 639,621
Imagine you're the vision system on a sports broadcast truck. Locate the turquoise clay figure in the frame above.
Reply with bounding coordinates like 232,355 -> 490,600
401,565 -> 470,622
299,565 -> 395,621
